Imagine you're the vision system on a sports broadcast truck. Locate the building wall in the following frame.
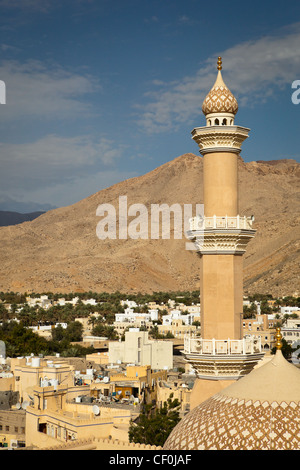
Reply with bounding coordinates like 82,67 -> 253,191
0,409 -> 26,449
156,382 -> 191,416
25,384 -> 131,448
86,352 -> 109,365
35,436 -> 162,451
0,377 -> 14,392
109,330 -> 173,370
13,358 -> 74,402
242,315 -> 277,350
158,320 -> 196,339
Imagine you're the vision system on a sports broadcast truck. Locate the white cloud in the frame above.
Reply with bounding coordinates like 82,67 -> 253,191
0,59 -> 100,121
0,58 -> 126,209
0,134 -> 125,193
19,169 -> 139,208
137,23 -> 300,133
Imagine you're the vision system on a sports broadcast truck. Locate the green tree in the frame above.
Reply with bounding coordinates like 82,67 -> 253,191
51,324 -> 65,342
64,321 -> 83,342
0,321 -> 50,357
0,303 -> 10,321
260,300 -> 272,315
128,396 -> 181,447
92,324 -> 118,340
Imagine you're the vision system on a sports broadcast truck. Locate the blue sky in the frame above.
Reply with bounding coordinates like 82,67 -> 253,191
0,0 -> 299,212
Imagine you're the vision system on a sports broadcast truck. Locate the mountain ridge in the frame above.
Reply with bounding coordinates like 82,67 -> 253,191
0,153 -> 299,297
0,210 -> 45,227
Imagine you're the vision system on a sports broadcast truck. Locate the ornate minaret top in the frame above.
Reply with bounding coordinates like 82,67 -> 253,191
202,57 -> 238,125
191,57 -> 249,155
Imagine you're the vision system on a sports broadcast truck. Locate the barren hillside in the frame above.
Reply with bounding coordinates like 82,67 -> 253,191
0,153 -> 299,297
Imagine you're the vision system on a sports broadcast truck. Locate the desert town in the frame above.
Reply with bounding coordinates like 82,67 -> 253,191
0,291 -> 299,450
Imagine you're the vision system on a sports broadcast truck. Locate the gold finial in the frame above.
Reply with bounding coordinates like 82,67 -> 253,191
217,56 -> 222,71
275,327 -> 282,350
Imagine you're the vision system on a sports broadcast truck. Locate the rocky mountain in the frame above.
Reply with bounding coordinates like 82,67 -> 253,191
0,153 -> 299,297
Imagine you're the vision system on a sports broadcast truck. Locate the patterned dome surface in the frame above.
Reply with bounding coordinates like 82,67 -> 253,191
164,351 -> 300,450
202,69 -> 238,116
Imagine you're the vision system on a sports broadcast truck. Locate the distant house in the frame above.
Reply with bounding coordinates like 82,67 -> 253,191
109,329 -> 173,370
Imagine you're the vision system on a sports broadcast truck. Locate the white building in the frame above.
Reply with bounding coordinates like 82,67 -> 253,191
108,329 -> 173,370
56,297 -> 79,306
281,318 -> 300,348
185,305 -> 200,315
82,299 -> 97,306
162,309 -> 195,326
26,295 -> 52,310
280,306 -> 300,316
115,308 -> 158,323
120,300 -> 138,309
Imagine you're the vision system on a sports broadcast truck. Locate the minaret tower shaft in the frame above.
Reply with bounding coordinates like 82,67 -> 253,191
193,57 -> 251,340
185,58 -> 263,401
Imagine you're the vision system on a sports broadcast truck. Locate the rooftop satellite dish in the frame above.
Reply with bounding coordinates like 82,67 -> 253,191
0,341 -> 6,359
92,405 -> 100,416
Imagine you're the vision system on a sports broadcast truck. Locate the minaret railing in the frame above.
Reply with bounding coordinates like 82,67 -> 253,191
189,215 -> 254,231
184,334 -> 262,356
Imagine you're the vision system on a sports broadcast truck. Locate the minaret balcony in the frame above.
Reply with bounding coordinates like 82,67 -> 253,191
183,334 -> 264,380
191,125 -> 250,155
184,334 -> 262,356
186,215 -> 256,255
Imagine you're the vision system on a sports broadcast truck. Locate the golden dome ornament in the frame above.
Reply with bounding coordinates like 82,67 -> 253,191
275,327 -> 283,350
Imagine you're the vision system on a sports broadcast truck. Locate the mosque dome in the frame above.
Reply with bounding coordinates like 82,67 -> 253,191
202,57 -> 238,116
164,330 -> 300,450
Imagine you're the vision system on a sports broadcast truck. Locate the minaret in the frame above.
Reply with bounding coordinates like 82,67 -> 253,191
185,58 -> 264,405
